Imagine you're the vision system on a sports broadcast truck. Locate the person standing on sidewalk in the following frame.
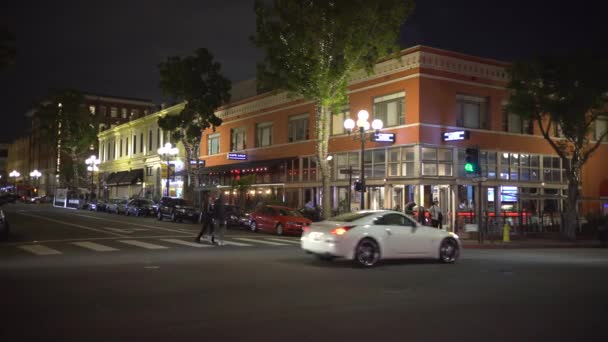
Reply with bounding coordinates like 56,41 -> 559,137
430,199 -> 442,228
212,194 -> 227,246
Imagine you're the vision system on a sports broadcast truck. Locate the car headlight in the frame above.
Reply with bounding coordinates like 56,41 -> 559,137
449,232 -> 459,239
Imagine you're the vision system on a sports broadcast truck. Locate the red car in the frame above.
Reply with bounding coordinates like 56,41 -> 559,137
249,205 -> 312,235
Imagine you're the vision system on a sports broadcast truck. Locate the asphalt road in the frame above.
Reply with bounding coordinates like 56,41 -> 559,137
1,203 -> 607,342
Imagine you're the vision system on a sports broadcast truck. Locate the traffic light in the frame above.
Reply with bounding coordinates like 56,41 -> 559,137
354,180 -> 364,192
465,148 -> 480,175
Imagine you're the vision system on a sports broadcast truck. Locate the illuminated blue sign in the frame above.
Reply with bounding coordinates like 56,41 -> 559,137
443,130 -> 469,141
373,133 -> 395,143
227,153 -> 247,160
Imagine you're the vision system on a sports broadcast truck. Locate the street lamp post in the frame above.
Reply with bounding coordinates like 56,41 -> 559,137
29,170 -> 42,195
9,170 -> 20,195
344,110 -> 383,210
157,142 -> 178,197
85,156 -> 100,199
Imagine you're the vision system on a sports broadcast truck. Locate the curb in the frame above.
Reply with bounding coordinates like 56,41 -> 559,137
463,242 -> 599,249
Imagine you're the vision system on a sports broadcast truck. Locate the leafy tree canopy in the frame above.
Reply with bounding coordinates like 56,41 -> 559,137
157,48 -> 231,147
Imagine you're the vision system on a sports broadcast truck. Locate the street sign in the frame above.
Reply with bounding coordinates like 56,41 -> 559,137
340,168 -> 360,175
373,133 -> 396,143
471,176 -> 487,182
443,130 -> 470,141
227,153 -> 247,160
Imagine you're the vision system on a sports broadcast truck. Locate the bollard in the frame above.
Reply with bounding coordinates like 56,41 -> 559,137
503,223 -> 511,243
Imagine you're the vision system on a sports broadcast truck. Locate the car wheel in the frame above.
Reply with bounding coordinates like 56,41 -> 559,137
125,210 -> 130,216
250,221 -> 257,232
275,224 -> 284,236
439,238 -> 459,264
157,211 -> 163,221
354,238 -> 381,267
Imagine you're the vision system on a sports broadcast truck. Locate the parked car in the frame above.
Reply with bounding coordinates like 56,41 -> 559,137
248,205 -> 312,235
301,210 -> 461,267
88,200 -> 107,212
106,198 -> 128,214
216,204 -> 250,228
125,199 -> 155,217
0,193 -> 19,205
157,198 -> 198,223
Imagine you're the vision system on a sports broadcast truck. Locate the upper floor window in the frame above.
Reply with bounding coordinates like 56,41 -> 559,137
149,129 -> 153,152
133,135 -> 137,154
230,127 -> 247,151
373,92 -> 405,127
140,133 -> 144,153
288,113 -> 309,142
100,106 -> 107,117
505,112 -> 532,134
331,106 -> 350,135
110,107 -> 118,118
125,137 -> 129,156
594,115 -> 608,141
131,109 -> 139,118
421,147 -> 452,176
207,133 -> 220,155
157,128 -> 161,148
542,155 -> 562,183
256,122 -> 273,148
121,108 -> 128,119
456,94 -> 489,129
144,109 -> 149,115
119,139 -> 123,157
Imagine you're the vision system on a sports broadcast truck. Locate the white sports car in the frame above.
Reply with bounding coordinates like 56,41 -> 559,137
301,210 -> 460,267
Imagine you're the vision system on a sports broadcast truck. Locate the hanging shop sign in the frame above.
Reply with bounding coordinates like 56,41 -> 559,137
373,133 -> 396,143
227,153 -> 247,160
442,130 -> 470,141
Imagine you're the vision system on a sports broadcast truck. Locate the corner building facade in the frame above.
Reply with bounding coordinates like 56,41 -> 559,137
200,46 -> 608,233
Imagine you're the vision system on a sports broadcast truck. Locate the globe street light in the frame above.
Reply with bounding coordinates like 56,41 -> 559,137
85,155 -> 100,199
9,170 -> 20,194
29,170 -> 42,195
344,110 -> 383,210
157,142 -> 179,197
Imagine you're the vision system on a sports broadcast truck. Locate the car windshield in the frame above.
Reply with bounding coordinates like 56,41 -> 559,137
140,199 -> 154,205
329,212 -> 376,222
276,208 -> 302,217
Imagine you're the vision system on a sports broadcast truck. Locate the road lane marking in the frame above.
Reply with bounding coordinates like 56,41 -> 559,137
18,244 -> 62,255
265,238 -> 301,244
103,227 -> 149,234
160,239 -> 212,248
234,238 -> 289,246
118,240 -> 169,249
220,240 -> 253,247
73,214 -> 193,235
72,241 -> 119,252
19,213 -> 130,238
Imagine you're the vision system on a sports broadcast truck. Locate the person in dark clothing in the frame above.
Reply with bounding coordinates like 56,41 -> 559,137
212,194 -> 227,245
196,196 -> 214,243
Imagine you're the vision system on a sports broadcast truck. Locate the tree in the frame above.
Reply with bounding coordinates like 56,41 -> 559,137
252,0 -> 415,219
157,48 -> 232,201
0,25 -> 15,71
36,90 -> 97,188
504,54 -> 608,240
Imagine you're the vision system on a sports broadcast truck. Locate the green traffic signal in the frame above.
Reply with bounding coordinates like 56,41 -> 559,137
465,163 -> 474,172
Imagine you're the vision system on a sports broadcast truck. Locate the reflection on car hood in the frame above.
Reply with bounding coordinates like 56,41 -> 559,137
175,205 -> 195,210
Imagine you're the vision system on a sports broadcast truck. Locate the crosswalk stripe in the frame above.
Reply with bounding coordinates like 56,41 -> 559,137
234,238 -> 289,246
19,244 -> 62,255
265,238 -> 301,244
118,240 -> 169,249
160,239 -> 212,248
72,241 -> 118,252
221,240 -> 253,247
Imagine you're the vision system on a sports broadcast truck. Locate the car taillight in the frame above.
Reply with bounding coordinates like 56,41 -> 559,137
330,226 -> 354,235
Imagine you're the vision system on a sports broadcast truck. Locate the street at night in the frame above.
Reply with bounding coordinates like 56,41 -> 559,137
1,203 -> 607,341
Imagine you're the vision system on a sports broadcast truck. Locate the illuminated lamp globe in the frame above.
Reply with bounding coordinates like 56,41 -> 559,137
371,119 -> 383,130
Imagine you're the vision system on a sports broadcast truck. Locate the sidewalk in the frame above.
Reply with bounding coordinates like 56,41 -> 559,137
461,238 -> 602,249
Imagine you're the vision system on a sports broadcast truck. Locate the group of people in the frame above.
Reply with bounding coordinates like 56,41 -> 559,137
398,199 -> 444,229
195,193 -> 227,246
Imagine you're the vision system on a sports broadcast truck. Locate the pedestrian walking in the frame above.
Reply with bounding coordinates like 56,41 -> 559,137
195,196 -> 214,243
212,194 -> 227,246
430,199 -> 442,228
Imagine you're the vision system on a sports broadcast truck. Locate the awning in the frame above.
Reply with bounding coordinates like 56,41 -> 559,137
117,169 -> 144,185
105,169 -> 143,186
200,157 -> 297,175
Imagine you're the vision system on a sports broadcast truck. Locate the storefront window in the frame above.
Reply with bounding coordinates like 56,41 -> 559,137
422,146 -> 452,176
542,156 -> 562,183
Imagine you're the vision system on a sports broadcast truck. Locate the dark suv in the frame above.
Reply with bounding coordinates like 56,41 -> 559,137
157,198 -> 198,223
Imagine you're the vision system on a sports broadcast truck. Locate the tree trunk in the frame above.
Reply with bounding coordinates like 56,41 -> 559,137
315,103 -> 332,219
182,142 -> 194,202
562,176 -> 579,241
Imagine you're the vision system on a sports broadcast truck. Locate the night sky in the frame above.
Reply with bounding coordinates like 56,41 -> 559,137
1,0 -> 606,143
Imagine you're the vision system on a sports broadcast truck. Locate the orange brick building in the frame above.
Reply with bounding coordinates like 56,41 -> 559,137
199,46 -> 608,232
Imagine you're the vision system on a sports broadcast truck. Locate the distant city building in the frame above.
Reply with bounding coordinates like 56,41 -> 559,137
10,93 -> 156,197
0,142 -> 10,188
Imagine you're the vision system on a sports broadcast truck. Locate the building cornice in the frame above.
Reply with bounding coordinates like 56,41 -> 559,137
215,47 -> 509,121
98,103 -> 185,139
